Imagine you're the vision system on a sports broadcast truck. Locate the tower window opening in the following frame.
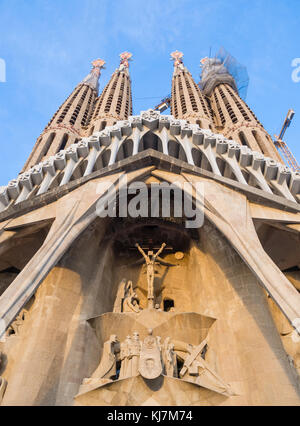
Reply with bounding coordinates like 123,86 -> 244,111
57,134 -> 69,152
252,130 -> 267,155
163,298 -> 174,312
41,133 -> 55,159
239,131 -> 249,147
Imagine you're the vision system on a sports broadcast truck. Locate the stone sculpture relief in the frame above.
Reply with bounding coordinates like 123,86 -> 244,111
162,336 -> 178,378
82,334 -> 120,388
113,279 -> 141,313
123,290 -> 141,314
139,329 -> 162,379
80,329 -> 233,396
76,240 -> 237,401
134,243 -> 177,308
5,308 -> 28,337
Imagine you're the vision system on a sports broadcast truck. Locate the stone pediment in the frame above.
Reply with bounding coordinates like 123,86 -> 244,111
76,311 -> 235,403
0,149 -> 299,224
1,111 -> 299,219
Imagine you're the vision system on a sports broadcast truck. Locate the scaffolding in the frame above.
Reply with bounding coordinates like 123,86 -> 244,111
200,47 -> 249,100
274,140 -> 300,172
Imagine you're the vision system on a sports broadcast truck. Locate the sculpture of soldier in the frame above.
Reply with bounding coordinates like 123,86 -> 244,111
128,332 -> 142,377
162,337 -> 178,378
119,335 -> 132,379
90,335 -> 120,381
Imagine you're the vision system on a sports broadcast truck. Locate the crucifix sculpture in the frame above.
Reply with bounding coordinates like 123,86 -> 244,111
134,243 -> 177,309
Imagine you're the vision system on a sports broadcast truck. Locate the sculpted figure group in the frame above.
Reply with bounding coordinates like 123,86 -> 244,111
113,279 -> 141,314
114,243 -> 178,312
84,242 -> 233,396
87,330 -> 232,395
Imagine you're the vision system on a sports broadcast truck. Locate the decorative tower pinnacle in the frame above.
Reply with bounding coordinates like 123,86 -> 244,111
170,51 -> 213,129
170,50 -> 184,70
22,58 -> 105,171
88,52 -> 133,134
119,52 -> 132,70
81,59 -> 106,91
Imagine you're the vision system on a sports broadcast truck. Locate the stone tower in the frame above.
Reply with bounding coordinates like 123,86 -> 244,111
200,56 -> 283,162
23,59 -> 106,171
88,52 -> 133,134
170,51 -> 213,129
0,50 -> 299,406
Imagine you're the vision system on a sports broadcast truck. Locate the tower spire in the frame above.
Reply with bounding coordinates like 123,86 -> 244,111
200,51 -> 283,161
170,51 -> 213,129
170,50 -> 185,74
119,51 -> 132,71
22,58 -> 105,171
81,59 -> 106,91
88,52 -> 133,134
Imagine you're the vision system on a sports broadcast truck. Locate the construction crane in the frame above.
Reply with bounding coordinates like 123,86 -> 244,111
153,94 -> 171,113
274,109 -> 300,172
153,81 -> 204,112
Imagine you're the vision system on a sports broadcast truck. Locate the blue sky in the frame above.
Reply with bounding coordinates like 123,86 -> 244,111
0,0 -> 299,184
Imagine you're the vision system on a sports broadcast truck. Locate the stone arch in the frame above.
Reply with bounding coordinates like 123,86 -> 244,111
70,158 -> 89,181
191,148 -> 202,168
40,133 -> 56,161
216,157 -> 227,175
238,131 -> 249,147
168,140 -> 188,163
101,149 -> 112,168
138,131 -> 162,153
116,139 -> 133,162
49,170 -> 64,189
57,134 -> 69,153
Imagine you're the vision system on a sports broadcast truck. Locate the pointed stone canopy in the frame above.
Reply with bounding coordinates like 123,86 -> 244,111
170,50 -> 188,77
81,58 -> 106,92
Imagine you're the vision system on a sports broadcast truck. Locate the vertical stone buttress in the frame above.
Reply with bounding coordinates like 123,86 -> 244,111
170,51 -> 213,130
200,57 -> 283,162
88,52 -> 133,135
22,59 -> 106,172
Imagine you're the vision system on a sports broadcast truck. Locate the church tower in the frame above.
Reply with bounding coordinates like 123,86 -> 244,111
0,50 -> 299,407
200,56 -> 283,162
88,52 -> 133,134
22,59 -> 106,171
170,51 -> 213,129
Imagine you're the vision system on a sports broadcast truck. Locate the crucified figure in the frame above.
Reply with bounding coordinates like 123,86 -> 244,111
134,243 -> 177,309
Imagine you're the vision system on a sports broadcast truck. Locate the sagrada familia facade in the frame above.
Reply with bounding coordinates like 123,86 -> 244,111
0,50 -> 299,406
